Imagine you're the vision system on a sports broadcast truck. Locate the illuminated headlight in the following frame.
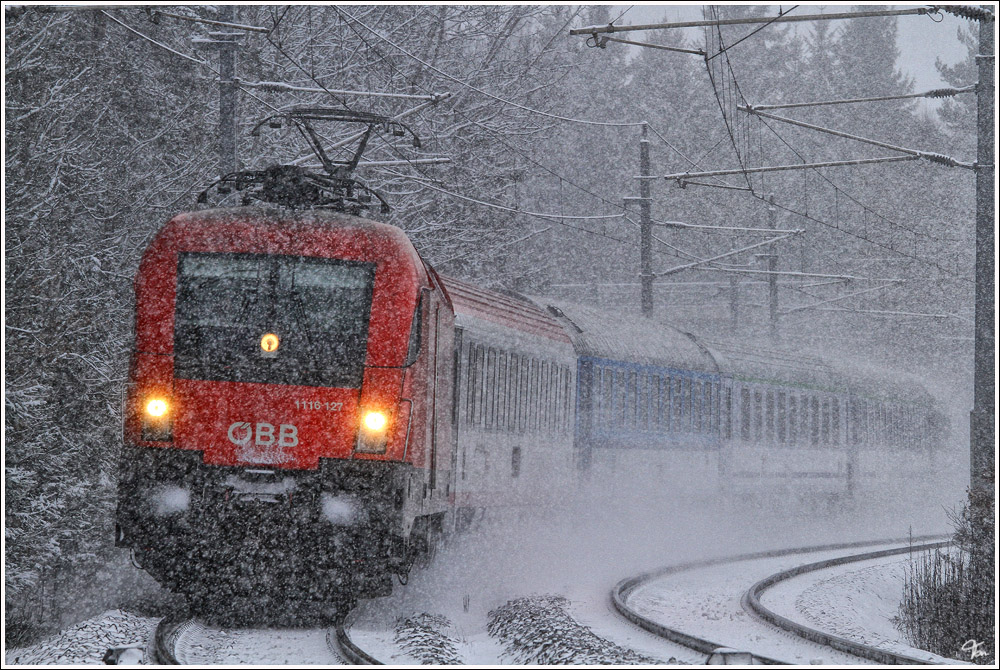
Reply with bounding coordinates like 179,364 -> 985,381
150,485 -> 189,517
146,399 -> 168,417
364,411 -> 387,431
356,410 -> 389,454
321,493 -> 368,525
142,396 -> 173,442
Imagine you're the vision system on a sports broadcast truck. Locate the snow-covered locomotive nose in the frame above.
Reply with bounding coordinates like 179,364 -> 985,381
117,208 -> 457,603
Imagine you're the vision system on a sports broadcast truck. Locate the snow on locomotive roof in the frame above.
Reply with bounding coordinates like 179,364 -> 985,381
439,275 -> 571,343
531,298 -> 930,405
535,300 -> 720,373
705,337 -> 931,403
170,205 -> 413,240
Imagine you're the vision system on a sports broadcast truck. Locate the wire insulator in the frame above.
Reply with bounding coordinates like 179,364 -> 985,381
925,87 -> 966,98
941,5 -> 995,21
921,152 -> 960,167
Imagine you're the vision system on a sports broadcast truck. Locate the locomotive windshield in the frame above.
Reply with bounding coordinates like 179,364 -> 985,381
173,252 -> 375,387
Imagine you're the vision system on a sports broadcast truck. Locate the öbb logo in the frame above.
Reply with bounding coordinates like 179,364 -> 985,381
227,421 -> 299,447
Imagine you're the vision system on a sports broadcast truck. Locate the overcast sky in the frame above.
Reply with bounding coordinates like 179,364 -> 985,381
620,3 -> 973,114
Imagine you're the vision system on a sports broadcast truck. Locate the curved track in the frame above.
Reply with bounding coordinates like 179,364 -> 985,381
613,535 -> 949,665
330,625 -> 382,665
743,540 -> 951,665
149,614 -> 383,665
149,613 -> 188,665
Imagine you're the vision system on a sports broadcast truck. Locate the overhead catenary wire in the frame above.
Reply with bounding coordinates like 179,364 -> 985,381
665,155 -> 921,180
759,195 -> 972,284
781,280 -> 905,314
599,35 -> 706,56
686,14 -> 972,280
655,232 -> 801,278
150,9 -> 271,33
747,85 -> 978,111
336,7 -> 646,129
90,5 -> 787,278
237,80 -> 446,101
740,105 -> 975,169
703,7 -> 756,191
384,169 -> 629,225
570,6 -> 944,35
753,113 -> 963,244
333,12 -> 647,223
262,8 -> 660,264
289,5 -> 769,269
705,5 -> 799,61
99,10 -> 210,66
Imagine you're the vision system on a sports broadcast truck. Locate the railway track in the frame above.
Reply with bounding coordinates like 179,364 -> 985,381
146,536 -> 949,665
148,613 -> 382,665
742,541 -> 952,665
613,535 -> 951,665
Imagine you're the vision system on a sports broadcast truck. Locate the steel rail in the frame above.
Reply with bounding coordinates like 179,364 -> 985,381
612,534 -> 949,665
743,540 -> 954,665
331,625 -> 383,665
149,612 -> 192,665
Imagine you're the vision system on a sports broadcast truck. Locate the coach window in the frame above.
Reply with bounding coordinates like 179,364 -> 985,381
538,362 -> 547,430
831,398 -> 841,445
776,391 -> 786,443
718,384 -> 726,438
549,363 -> 562,429
810,396 -> 820,446
706,382 -> 715,434
740,386 -> 751,441
531,360 -> 545,430
820,397 -> 830,445
636,373 -> 646,431
523,358 -> 532,432
566,366 -> 573,430
847,398 -> 858,444
552,366 -> 559,431
474,345 -> 486,427
722,386 -> 732,439
765,390 -> 774,442
625,371 -> 635,428
553,366 -> 561,431
660,375 -> 667,432
518,357 -> 528,433
688,381 -> 699,432
507,353 -> 520,432
684,378 -> 694,431
485,349 -> 496,430
497,352 -> 511,432
788,394 -> 797,445
465,344 -> 476,426
649,375 -> 661,433
553,364 -> 560,431
600,368 -> 611,426
565,368 -> 572,430
660,375 -> 670,433
524,358 -> 533,432
611,369 -> 621,428
752,389 -> 762,443
872,403 -> 880,445
511,446 -> 521,478
697,381 -> 707,433
864,400 -> 872,445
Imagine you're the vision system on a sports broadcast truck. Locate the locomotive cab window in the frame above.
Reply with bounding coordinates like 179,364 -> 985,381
174,252 -> 375,388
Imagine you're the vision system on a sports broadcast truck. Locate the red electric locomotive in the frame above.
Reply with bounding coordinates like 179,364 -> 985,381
116,205 -> 456,604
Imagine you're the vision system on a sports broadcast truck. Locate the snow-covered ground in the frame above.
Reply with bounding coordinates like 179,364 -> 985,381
624,541 -> 947,665
169,619 -> 342,665
6,477 -> 953,665
761,551 -> 959,663
4,610 -> 158,666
